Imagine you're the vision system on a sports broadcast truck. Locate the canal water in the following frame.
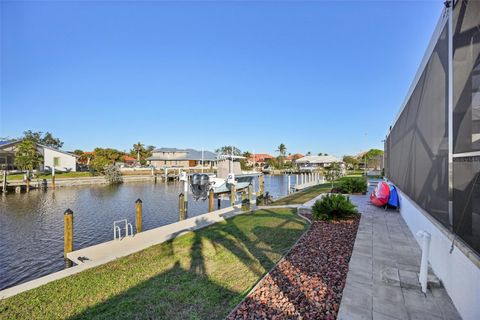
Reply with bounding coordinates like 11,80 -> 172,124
0,174 -> 295,290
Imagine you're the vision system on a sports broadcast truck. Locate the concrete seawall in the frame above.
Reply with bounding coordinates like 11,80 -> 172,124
2,175 -> 156,192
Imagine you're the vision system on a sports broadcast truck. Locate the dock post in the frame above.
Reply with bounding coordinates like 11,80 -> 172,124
135,198 -> 142,233
179,193 -> 186,220
248,184 -> 253,204
241,190 -> 249,211
208,189 -> 214,212
230,185 -> 236,206
287,175 -> 291,194
2,170 -> 6,194
258,174 -> 265,197
217,197 -> 221,210
26,171 -> 30,193
183,175 -> 188,216
64,208 -> 73,258
164,168 -> 168,181
52,166 -> 56,189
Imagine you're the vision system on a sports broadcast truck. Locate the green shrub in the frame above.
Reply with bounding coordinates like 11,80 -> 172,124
337,177 -> 367,194
312,194 -> 358,220
104,165 -> 123,184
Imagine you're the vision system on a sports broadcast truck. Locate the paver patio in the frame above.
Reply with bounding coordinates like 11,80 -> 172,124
338,193 -> 461,320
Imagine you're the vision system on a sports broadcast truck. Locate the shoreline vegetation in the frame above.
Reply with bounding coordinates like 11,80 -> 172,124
3,169 -> 366,182
0,208 -> 308,320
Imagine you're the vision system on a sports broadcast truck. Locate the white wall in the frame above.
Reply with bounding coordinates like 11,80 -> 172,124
397,188 -> 480,320
41,147 -> 77,172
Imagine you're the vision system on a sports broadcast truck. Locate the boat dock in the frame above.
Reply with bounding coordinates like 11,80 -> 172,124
290,172 -> 324,192
0,203 -> 250,300
66,204 -> 247,265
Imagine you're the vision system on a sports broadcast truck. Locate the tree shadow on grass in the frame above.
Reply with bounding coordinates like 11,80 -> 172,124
68,261 -> 238,320
66,210 -> 308,320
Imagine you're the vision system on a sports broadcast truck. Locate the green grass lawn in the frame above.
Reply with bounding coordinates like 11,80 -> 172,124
271,182 -> 337,205
4,172 -> 91,181
271,176 -> 368,206
0,208 -> 308,320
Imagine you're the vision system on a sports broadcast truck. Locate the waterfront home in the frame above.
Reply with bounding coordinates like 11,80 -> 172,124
247,154 -> 273,167
285,153 -> 304,163
0,140 -> 77,172
384,1 -> 480,318
295,155 -> 341,172
146,148 -> 217,168
121,155 -> 137,166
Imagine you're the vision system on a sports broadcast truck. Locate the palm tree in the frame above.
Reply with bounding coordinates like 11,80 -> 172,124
276,144 -> 287,157
133,142 -> 144,162
242,151 -> 252,159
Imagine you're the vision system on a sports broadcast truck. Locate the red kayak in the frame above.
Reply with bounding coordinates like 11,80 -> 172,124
370,181 -> 390,207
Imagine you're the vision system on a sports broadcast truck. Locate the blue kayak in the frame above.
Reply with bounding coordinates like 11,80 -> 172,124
387,184 -> 399,208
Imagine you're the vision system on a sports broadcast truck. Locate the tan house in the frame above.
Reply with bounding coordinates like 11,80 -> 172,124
146,148 -> 217,168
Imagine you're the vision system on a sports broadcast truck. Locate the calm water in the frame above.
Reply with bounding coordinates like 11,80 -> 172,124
0,174 -> 295,290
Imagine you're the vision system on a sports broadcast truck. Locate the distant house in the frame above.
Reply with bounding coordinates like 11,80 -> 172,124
146,148 -> 217,168
0,140 -> 78,172
295,155 -> 341,172
248,154 -> 274,167
285,153 -> 304,163
122,155 -> 137,166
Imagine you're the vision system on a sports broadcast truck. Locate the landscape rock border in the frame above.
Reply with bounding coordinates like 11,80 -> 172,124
228,211 -> 359,320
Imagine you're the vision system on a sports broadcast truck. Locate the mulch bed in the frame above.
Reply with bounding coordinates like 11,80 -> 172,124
228,214 -> 360,320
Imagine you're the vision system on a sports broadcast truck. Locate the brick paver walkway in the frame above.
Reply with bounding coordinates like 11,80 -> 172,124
338,194 -> 461,320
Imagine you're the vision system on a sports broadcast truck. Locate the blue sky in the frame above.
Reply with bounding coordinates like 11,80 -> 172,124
0,0 -> 443,157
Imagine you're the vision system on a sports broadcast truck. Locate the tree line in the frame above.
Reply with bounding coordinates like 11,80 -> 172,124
4,131 -> 156,174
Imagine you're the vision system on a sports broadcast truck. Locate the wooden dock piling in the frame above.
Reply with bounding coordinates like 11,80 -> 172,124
135,198 -> 143,233
287,175 -> 291,194
179,193 -> 186,220
26,174 -> 30,193
64,209 -> 73,258
52,167 -> 56,189
208,189 -> 214,212
2,170 -> 6,194
230,185 -> 236,206
182,173 -> 189,216
241,190 -> 249,211
258,174 -> 265,197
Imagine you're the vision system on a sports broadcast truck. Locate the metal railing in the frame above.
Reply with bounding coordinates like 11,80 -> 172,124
113,219 -> 134,240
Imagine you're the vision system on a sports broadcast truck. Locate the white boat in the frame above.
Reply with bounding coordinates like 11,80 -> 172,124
189,154 -> 259,199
